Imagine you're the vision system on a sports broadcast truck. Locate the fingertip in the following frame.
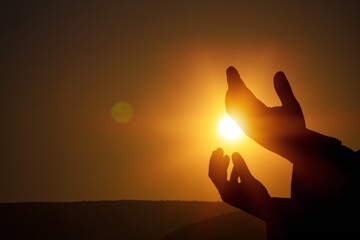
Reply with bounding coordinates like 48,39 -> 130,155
231,152 -> 241,159
273,71 -> 299,108
226,66 -> 240,79
226,66 -> 236,73
231,152 -> 243,165
231,152 -> 252,179
226,66 -> 250,93
274,71 -> 286,79
211,148 -> 222,159
273,71 -> 286,86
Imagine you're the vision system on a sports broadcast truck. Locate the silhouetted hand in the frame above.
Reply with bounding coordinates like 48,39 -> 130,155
225,67 -> 306,161
210,66 -> 359,238
225,65 -> 358,209
209,148 -> 273,220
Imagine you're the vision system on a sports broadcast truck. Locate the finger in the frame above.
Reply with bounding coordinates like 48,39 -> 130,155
226,66 -> 247,90
230,165 -> 240,184
226,66 -> 267,111
210,148 -> 227,169
232,152 -> 253,182
211,147 -> 223,161
223,154 -> 230,172
273,71 -> 302,111
209,148 -> 229,185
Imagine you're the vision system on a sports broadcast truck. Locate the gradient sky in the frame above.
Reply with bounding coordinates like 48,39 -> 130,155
1,0 -> 359,203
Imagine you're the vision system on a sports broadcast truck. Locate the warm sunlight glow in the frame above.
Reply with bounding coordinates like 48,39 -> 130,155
218,115 -> 244,140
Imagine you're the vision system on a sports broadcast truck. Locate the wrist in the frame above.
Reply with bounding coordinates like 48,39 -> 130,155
289,128 -> 353,162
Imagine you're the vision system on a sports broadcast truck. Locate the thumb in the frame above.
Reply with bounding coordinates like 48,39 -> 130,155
226,66 -> 247,90
273,71 -> 301,110
232,152 -> 253,182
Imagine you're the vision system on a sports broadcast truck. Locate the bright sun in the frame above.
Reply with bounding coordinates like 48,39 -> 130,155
218,115 -> 244,140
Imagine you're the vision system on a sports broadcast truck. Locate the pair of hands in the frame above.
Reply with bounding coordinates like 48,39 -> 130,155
209,66 -> 302,220
209,66 -> 360,238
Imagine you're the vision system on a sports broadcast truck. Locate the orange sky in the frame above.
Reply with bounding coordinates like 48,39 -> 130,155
1,1 -> 359,202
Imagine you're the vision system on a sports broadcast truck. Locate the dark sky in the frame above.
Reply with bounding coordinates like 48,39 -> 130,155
1,0 -> 359,202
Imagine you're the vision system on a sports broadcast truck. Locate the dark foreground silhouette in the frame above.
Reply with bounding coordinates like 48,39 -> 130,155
163,211 -> 265,240
209,67 -> 360,238
0,200 -> 255,240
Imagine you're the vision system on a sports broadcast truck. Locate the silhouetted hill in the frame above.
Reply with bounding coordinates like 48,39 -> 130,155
163,211 -> 266,240
0,200 -> 265,240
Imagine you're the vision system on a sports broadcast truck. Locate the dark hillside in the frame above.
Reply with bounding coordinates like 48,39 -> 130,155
0,200 -> 265,240
164,211 -> 266,240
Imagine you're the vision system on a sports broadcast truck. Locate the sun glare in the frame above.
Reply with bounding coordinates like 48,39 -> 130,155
218,115 -> 244,140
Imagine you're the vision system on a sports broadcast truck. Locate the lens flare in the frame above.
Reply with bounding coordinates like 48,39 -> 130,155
111,101 -> 134,124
